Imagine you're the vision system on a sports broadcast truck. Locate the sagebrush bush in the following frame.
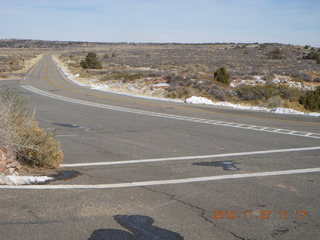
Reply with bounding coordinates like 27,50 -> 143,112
263,95 -> 283,108
16,118 -> 63,168
299,87 -> 320,111
267,48 -> 284,59
0,87 -> 63,169
235,84 -> 302,102
207,85 -> 228,101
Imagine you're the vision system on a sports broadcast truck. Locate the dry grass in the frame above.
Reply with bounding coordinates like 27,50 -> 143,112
0,48 -> 45,80
0,87 -> 63,169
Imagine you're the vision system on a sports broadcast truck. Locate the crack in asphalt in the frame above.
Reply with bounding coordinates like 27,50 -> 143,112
76,173 -> 251,239
143,186 -> 253,240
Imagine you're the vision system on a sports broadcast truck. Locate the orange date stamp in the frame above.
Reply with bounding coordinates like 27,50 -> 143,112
211,210 -> 308,220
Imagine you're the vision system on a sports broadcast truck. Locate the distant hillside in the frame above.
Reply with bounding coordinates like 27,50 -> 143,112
0,39 -> 109,48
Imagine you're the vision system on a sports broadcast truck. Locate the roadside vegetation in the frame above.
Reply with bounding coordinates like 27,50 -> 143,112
0,49 -> 44,79
0,87 -> 63,170
299,87 -> 320,111
56,42 -> 320,112
80,52 -> 102,69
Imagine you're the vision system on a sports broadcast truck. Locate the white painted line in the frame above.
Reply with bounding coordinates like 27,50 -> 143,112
61,146 -> 320,168
1,168 -> 320,189
0,78 -> 21,81
22,85 -> 320,140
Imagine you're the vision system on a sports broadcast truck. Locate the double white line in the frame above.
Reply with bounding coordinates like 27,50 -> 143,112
22,85 -> 320,140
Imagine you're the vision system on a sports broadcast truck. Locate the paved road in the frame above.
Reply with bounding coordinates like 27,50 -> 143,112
1,53 -> 320,240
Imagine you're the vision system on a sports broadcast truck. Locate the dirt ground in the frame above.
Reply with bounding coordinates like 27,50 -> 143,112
0,48 -> 45,80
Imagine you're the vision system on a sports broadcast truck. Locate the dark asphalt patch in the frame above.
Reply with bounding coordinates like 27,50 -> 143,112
50,170 -> 82,181
88,215 -> 184,240
193,161 -> 240,171
53,122 -> 91,130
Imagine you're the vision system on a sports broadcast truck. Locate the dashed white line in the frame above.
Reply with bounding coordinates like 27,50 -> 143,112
22,85 -> 320,140
1,168 -> 319,189
61,146 -> 320,168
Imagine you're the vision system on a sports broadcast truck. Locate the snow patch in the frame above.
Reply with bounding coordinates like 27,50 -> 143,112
186,96 -> 320,117
0,173 -> 53,185
185,96 -> 214,105
153,83 -> 170,87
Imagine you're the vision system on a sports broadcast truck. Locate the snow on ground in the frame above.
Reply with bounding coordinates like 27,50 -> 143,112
0,173 -> 53,185
231,75 -> 315,91
153,82 -> 170,87
186,96 -> 320,117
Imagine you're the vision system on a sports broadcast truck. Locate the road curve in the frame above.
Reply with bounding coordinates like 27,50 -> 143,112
0,53 -> 319,240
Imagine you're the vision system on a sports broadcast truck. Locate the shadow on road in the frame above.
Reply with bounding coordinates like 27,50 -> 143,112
88,215 -> 184,240
193,161 -> 240,171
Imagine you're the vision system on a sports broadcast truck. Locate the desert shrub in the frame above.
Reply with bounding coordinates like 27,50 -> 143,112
214,67 -> 230,85
80,52 -> 102,69
121,73 -> 145,82
0,87 -> 63,168
267,48 -> 284,59
166,87 -> 194,99
299,87 -> 320,111
296,72 -> 313,82
236,84 -> 302,101
263,95 -> 283,108
101,72 -> 145,82
16,119 -> 63,168
303,51 -> 319,60
165,74 -> 186,85
303,51 -> 320,64
207,85 -> 228,101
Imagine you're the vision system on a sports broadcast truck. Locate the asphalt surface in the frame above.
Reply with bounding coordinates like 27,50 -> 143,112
1,53 -> 320,240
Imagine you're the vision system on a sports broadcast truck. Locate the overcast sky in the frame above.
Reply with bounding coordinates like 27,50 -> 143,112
1,0 -> 319,46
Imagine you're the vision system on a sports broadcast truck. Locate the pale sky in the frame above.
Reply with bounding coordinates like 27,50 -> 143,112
1,0 -> 319,46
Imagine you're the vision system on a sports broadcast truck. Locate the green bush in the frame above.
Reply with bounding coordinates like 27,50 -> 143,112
214,67 -> 230,85
303,51 -> 319,60
299,87 -> 320,111
80,52 -> 102,69
303,51 -> 320,64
